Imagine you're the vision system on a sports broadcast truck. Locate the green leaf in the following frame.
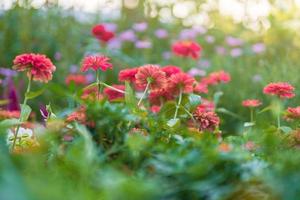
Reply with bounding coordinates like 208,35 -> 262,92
167,118 -> 180,128
0,119 -> 21,129
216,108 -> 242,119
258,105 -> 272,114
25,89 -> 45,99
20,104 -> 31,122
213,91 -> 223,106
279,126 -> 292,134
125,81 -> 137,111
159,101 -> 177,118
187,94 -> 201,108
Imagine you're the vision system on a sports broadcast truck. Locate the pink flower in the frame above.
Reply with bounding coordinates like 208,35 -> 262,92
65,74 -> 87,86
135,65 -> 167,90
172,41 -> 202,59
169,72 -> 195,94
194,82 -> 208,94
81,55 -> 112,72
150,105 -> 161,113
161,65 -> 182,77
263,82 -> 295,99
242,99 -> 262,108
118,68 -> 138,82
13,53 -> 56,82
195,99 -> 215,112
284,107 -> 300,121
193,109 -> 220,131
103,85 -> 125,101
201,70 -> 231,86
149,89 -> 173,105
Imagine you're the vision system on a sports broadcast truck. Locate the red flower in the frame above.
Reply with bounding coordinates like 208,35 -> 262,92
0,110 -> 20,119
194,82 -> 208,94
161,65 -> 182,77
91,24 -> 115,42
103,85 -> 125,101
172,41 -> 202,59
81,55 -> 112,72
149,88 -> 173,105
13,53 -> 56,82
135,65 -> 167,90
242,99 -> 262,108
169,72 -> 195,94
193,109 -> 220,131
195,99 -> 215,112
284,106 -> 300,121
150,105 -> 161,113
263,82 -> 295,99
65,74 -> 87,86
118,68 -> 138,82
66,106 -> 94,127
201,70 -> 231,86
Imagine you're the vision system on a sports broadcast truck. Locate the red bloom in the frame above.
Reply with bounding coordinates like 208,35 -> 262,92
172,41 -> 202,59
242,99 -> 262,108
161,65 -> 182,77
13,53 -> 56,82
263,82 -> 295,99
103,85 -> 125,101
169,72 -> 195,94
284,106 -> 300,121
195,99 -> 215,112
66,106 -> 94,127
194,82 -> 208,94
150,105 -> 161,113
135,65 -> 167,90
81,55 -> 112,72
118,68 -> 138,82
148,88 -> 173,105
201,70 -> 231,86
91,24 -> 115,42
65,74 -> 87,86
193,109 -> 220,131
0,110 -> 20,119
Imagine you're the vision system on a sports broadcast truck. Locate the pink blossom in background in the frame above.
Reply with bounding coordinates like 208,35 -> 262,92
155,29 -> 168,39
54,52 -> 62,61
119,30 -> 136,42
252,74 -> 263,83
252,43 -> 266,54
230,48 -> 243,57
188,68 -> 206,77
102,23 -> 118,32
179,29 -> 198,40
215,46 -> 226,55
205,35 -> 215,43
162,51 -> 172,60
192,26 -> 207,34
107,38 -> 122,49
198,59 -> 211,69
135,40 -> 152,49
226,36 -> 244,46
133,22 -> 148,32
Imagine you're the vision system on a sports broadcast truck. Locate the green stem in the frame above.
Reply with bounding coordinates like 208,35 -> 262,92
137,81 -> 150,106
96,70 -> 101,100
277,112 -> 281,129
173,88 -> 183,119
11,75 -> 32,151
100,82 -> 126,94
182,106 -> 198,128
250,108 -> 254,123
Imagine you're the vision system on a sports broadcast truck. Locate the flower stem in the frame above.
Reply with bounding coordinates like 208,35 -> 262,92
100,82 -> 126,94
137,81 -> 150,106
11,75 -> 32,151
96,70 -> 101,100
250,108 -> 254,123
173,88 -> 183,119
277,112 -> 281,129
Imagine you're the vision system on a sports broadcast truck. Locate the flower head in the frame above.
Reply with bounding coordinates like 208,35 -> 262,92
284,107 -> 300,121
135,65 -> 167,90
263,82 -> 295,99
13,53 -> 56,82
194,82 -> 208,94
242,99 -> 262,108
149,88 -> 173,105
81,55 -> 112,72
201,70 -> 231,86
169,72 -> 195,94
103,85 -> 125,101
92,24 -> 115,42
193,109 -> 220,131
65,74 -> 87,86
118,68 -> 138,82
161,65 -> 182,77
195,99 -> 215,112
172,41 -> 202,59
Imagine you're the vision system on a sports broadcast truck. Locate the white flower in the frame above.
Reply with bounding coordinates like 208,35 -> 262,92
7,127 -> 33,145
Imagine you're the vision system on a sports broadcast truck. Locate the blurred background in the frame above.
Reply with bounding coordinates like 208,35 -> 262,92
1,0 -> 300,133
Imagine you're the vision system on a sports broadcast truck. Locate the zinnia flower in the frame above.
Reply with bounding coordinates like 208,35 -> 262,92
172,41 -> 202,59
148,88 -> 173,105
242,99 -> 262,108
150,105 -> 161,113
161,65 -> 182,77
118,68 -> 138,82
201,70 -> 231,86
13,53 -> 56,82
193,108 -> 220,131
81,55 -> 112,72
284,106 -> 300,121
66,106 -> 94,127
263,82 -> 295,99
135,65 -> 167,90
92,24 -> 115,42
103,85 -> 125,101
65,74 -> 87,86
169,72 -> 195,94
194,82 -> 208,94
195,99 -> 215,112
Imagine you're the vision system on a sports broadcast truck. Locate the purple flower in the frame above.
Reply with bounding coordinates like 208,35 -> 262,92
54,52 -> 62,61
188,68 -> 206,77
252,74 -> 263,83
155,29 -> 168,39
179,29 -> 198,40
226,36 -> 243,46
192,26 -> 207,34
198,59 -> 211,69
69,65 -> 78,73
119,30 -> 136,42
135,40 -> 152,49
205,35 -> 215,43
40,104 -> 49,121
162,51 -> 172,60
86,73 -> 95,83
215,46 -> 226,55
133,22 -> 148,32
0,67 -> 17,77
6,80 -> 19,111
230,48 -> 243,57
107,38 -> 122,49
102,22 -> 118,32
252,43 -> 265,54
